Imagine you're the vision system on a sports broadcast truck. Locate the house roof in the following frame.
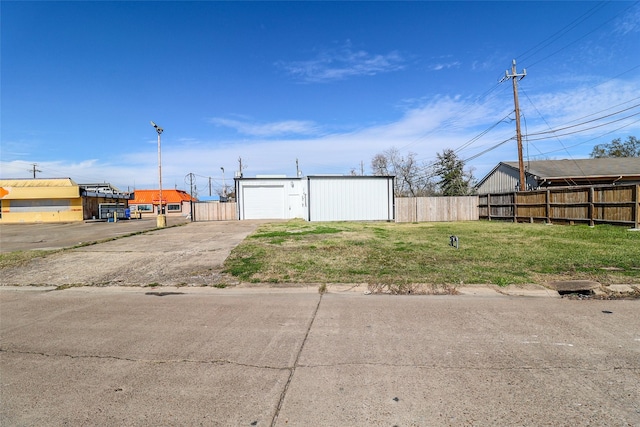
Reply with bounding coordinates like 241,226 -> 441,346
0,178 -> 78,187
503,158 -> 640,179
131,189 -> 197,204
475,157 -> 640,190
79,183 -> 123,193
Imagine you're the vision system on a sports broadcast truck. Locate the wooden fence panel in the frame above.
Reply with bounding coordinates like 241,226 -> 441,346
395,196 -> 479,223
592,186 -> 636,225
485,193 -> 514,220
395,198 -> 417,223
479,184 -> 639,227
515,191 -> 546,221
193,202 -> 237,221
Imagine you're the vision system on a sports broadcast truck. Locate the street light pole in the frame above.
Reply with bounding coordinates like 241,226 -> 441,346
150,121 -> 166,228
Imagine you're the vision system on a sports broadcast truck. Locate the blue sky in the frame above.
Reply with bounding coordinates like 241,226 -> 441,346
2,1 -> 639,196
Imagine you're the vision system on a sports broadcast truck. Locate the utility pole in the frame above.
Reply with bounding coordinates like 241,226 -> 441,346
296,158 -> 300,177
238,157 -> 245,178
360,160 -> 364,176
501,59 -> 527,191
185,173 -> 195,221
29,163 -> 42,179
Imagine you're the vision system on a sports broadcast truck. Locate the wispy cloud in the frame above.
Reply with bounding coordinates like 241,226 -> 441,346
277,40 -> 405,83
429,61 -> 461,71
209,117 -> 320,137
614,3 -> 640,35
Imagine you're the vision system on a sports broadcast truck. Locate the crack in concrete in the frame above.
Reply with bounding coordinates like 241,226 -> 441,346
0,348 -> 288,371
3,348 -> 636,374
270,293 -> 323,427
295,362 -> 638,370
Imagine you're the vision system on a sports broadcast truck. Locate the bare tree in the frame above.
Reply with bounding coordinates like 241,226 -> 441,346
371,152 -> 391,176
371,147 -> 436,197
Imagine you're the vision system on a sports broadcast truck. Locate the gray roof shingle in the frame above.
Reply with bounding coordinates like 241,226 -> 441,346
503,158 -> 640,179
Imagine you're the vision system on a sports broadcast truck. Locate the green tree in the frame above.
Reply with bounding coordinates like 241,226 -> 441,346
590,136 -> 639,158
434,149 -> 475,196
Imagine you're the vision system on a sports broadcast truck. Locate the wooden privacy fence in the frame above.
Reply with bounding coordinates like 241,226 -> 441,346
479,184 -> 640,228
395,196 -> 479,223
192,201 -> 237,221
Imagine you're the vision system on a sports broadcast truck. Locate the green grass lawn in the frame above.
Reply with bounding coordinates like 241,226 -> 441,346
223,220 -> 640,286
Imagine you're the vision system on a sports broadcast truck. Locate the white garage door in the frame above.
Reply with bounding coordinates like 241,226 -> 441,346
242,185 -> 286,219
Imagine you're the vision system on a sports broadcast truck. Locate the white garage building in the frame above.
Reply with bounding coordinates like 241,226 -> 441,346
235,175 -> 395,221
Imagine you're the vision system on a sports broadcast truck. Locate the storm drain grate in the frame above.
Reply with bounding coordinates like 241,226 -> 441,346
557,289 -> 593,296
547,280 -> 600,294
145,292 -> 185,297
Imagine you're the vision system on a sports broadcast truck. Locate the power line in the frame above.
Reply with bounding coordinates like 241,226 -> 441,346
522,2 -> 637,69
517,1 -> 609,66
400,4 -> 637,164
591,65 -> 640,90
415,4 -> 639,172
453,111 -> 515,154
524,103 -> 640,137
543,95 -> 640,129
463,137 -> 515,163
397,82 -> 507,152
524,111 -> 640,141
530,118 -> 640,157
457,103 -> 640,165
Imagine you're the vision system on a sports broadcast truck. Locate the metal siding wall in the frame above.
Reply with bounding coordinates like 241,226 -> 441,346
477,166 -> 520,194
478,165 -> 541,194
309,177 -> 393,221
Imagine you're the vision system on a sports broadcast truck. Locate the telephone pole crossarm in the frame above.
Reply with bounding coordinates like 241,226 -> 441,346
30,164 -> 42,179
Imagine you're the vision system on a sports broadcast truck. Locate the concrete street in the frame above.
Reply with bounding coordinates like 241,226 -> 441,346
1,220 -> 639,425
1,286 -> 639,426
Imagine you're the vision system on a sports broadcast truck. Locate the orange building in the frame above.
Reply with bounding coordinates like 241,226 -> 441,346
129,189 -> 197,217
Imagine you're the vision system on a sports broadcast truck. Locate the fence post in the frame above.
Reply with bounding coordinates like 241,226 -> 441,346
487,194 -> 491,221
513,191 -> 517,223
588,187 -> 594,227
635,184 -> 640,229
545,189 -> 551,224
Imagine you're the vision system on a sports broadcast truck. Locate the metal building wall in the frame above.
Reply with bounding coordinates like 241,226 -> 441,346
476,164 -> 537,194
308,176 -> 394,221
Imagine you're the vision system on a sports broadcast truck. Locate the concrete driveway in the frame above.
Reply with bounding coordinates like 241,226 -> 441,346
0,216 -> 190,253
0,220 -> 263,286
1,286 -> 639,426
